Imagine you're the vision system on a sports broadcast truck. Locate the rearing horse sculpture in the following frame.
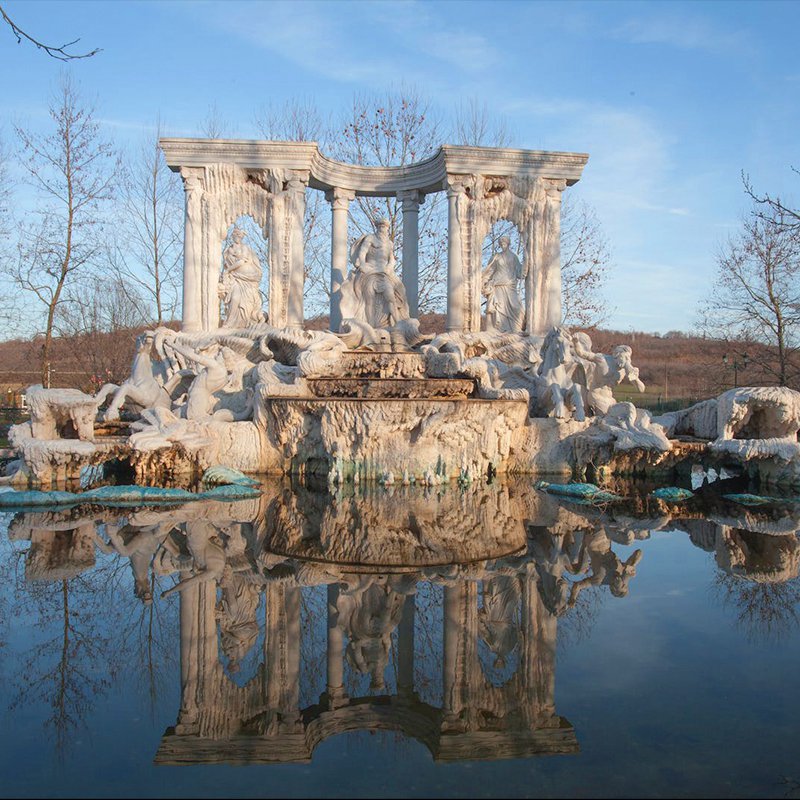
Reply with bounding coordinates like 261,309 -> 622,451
538,327 -> 586,422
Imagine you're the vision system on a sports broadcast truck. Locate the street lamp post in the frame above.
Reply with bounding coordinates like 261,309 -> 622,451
723,352 -> 748,388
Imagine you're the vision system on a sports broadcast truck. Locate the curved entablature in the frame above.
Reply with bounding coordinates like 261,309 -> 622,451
161,136 -> 590,335
159,138 -> 589,197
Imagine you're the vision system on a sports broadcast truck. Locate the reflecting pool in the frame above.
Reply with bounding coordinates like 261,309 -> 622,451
1,480 -> 799,798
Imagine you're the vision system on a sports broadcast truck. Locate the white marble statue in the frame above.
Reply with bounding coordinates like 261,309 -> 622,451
481,236 -> 525,333
340,218 -> 411,331
572,333 -> 645,415
219,227 -> 264,328
537,327 -> 586,421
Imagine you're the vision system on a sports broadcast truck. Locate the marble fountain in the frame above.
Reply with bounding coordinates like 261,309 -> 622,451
3,139 -> 800,494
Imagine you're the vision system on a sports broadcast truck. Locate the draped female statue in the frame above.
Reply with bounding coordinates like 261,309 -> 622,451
219,227 -> 264,328
340,218 -> 411,330
481,236 -> 525,333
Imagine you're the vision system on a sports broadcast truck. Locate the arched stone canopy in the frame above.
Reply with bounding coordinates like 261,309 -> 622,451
160,139 -> 589,334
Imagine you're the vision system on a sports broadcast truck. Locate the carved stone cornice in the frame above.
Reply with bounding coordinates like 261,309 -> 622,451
161,139 -> 590,197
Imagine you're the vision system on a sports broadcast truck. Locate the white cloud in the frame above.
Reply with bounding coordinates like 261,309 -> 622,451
613,14 -> 751,54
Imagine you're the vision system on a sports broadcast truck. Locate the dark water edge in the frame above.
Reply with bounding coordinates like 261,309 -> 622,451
0,478 -> 799,799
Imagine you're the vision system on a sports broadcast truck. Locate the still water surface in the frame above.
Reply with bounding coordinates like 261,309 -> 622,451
0,479 -> 799,798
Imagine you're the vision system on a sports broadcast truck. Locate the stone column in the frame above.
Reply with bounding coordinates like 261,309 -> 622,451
399,190 -> 423,318
180,169 -> 203,332
542,180 -> 566,332
326,187 -> 355,331
286,172 -> 308,330
446,180 -> 465,332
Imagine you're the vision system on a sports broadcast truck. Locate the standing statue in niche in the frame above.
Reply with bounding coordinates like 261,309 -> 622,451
340,218 -> 411,330
219,227 -> 264,329
481,236 -> 526,333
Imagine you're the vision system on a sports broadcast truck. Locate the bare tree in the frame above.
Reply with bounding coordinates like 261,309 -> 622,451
107,121 -> 181,325
743,169 -> 800,233
0,3 -> 100,60
8,74 -> 116,385
560,197 -> 611,328
0,132 -> 19,328
200,102 -> 227,139
698,201 -> 800,386
453,98 -> 511,148
56,274 -> 149,388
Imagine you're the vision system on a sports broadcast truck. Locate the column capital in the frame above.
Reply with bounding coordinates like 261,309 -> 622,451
286,169 -> 310,192
179,166 -> 205,191
398,189 -> 425,212
444,175 -> 469,199
544,177 -> 567,197
325,186 -> 356,209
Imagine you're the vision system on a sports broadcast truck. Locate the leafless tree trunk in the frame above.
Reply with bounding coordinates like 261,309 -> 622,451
7,74 -> 116,385
698,202 -> 800,387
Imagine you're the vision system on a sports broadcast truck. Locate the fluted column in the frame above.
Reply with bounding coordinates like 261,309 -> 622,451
446,180 -> 464,332
180,168 -> 203,332
326,187 -> 355,331
287,172 -> 308,330
399,190 -> 423,317
543,179 -> 566,332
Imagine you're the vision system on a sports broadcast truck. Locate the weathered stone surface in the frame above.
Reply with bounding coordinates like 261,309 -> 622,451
261,397 -> 529,481
306,377 -> 475,400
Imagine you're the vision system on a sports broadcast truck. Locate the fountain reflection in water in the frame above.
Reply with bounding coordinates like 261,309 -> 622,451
6,479 -> 800,766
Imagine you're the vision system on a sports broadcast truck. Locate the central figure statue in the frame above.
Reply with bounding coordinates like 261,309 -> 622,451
340,218 -> 412,330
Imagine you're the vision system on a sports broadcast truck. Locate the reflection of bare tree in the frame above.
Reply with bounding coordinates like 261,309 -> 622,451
714,572 -> 800,642
9,573 -> 115,756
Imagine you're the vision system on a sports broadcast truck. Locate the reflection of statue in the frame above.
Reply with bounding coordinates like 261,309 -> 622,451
478,576 -> 521,669
568,531 -> 642,605
219,227 -> 264,328
217,575 -> 261,672
337,574 -> 415,690
340,219 -> 411,330
481,236 -> 525,333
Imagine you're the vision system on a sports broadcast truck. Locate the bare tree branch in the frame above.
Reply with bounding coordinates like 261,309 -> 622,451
0,4 -> 100,61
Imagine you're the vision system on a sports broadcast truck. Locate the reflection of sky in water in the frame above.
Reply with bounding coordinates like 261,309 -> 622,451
0,491 -> 799,799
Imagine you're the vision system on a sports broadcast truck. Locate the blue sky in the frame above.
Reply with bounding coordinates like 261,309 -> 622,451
2,0 -> 799,333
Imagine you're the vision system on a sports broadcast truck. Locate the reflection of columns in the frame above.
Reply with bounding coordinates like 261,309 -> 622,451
446,182 -> 464,332
522,570 -> 557,724
442,581 -> 478,720
265,583 -> 302,726
326,583 -> 347,708
399,191 -> 423,317
176,575 -> 216,734
397,593 -> 415,697
180,169 -> 203,332
287,173 -> 308,330
326,188 -> 355,331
